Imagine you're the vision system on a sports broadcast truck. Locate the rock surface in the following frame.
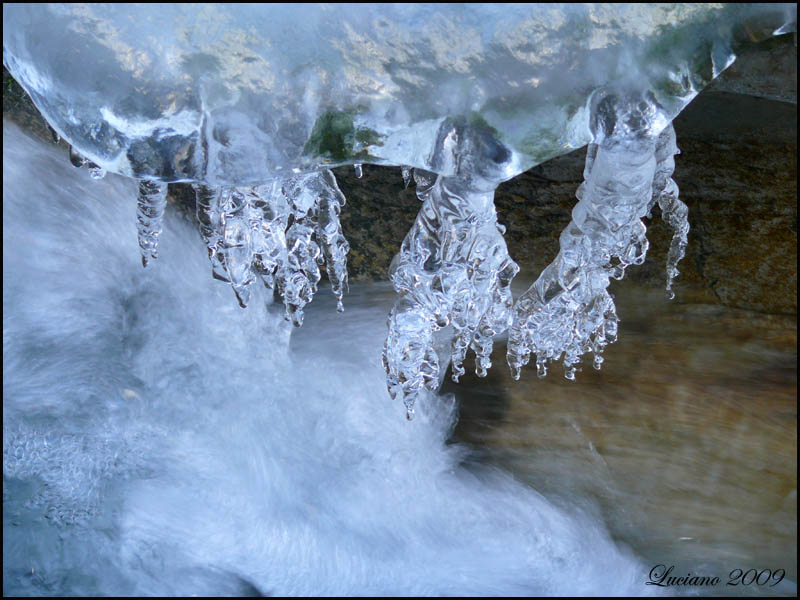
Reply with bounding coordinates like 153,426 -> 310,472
706,32 -> 797,104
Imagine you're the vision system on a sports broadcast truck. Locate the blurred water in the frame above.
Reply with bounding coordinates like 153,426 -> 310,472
3,119 -> 796,596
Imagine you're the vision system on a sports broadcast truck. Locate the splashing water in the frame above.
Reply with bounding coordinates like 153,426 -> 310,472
4,119 -> 656,596
2,4 -> 796,411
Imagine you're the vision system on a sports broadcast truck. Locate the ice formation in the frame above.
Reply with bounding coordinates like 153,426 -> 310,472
136,180 -> 168,267
652,125 -> 690,300
191,171 -> 349,320
507,92 -> 675,382
383,119 -> 520,418
3,119 -> 659,596
2,3 -> 796,417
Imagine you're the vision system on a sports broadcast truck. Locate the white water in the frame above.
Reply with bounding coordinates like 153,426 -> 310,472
2,120 -> 654,595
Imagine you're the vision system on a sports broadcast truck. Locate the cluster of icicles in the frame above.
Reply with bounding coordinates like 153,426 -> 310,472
63,106 -> 689,421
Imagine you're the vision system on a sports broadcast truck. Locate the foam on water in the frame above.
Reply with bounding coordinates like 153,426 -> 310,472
3,120 -> 651,595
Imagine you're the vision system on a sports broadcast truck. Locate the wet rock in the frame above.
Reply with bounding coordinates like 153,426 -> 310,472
706,32 -> 797,104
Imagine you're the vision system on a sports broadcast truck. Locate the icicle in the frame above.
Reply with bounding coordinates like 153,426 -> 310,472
450,329 -> 470,383
69,146 -> 87,168
247,181 -> 289,293
471,257 -> 518,377
136,180 -> 167,268
193,184 -> 230,283
189,171 -> 350,321
507,90 -> 663,381
652,123 -> 688,300
47,124 -> 60,144
281,221 -> 320,325
383,119 -> 518,416
280,175 -> 323,326
272,170 -> 352,319
314,171 -> 350,312
401,166 -> 412,189
354,163 -> 363,178
218,188 -> 256,308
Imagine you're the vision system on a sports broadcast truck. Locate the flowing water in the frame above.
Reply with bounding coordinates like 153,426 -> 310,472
3,120 -> 796,596
445,281 -> 797,594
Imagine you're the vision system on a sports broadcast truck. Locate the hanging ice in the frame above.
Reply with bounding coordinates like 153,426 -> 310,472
136,180 -> 167,268
218,187 -> 257,308
383,118 -> 519,419
652,124 -> 689,300
314,172 -> 351,312
191,171 -> 349,322
2,3 -> 795,417
194,184 -> 230,283
280,170 -> 351,323
507,91 -> 672,381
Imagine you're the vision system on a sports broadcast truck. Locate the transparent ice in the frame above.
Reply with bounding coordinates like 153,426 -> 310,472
136,180 -> 167,267
2,3 -> 796,410
507,92 -> 676,381
383,119 -> 519,418
191,171 -> 349,320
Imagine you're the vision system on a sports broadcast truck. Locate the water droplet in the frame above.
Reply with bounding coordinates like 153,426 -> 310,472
88,163 -> 106,179
401,166 -> 412,188
536,360 -> 547,379
69,146 -> 87,168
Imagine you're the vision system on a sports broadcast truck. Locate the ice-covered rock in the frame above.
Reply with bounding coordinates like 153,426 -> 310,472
4,4 -> 795,184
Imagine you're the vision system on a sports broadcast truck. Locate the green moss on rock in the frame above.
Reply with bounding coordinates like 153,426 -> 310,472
303,109 -> 383,162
